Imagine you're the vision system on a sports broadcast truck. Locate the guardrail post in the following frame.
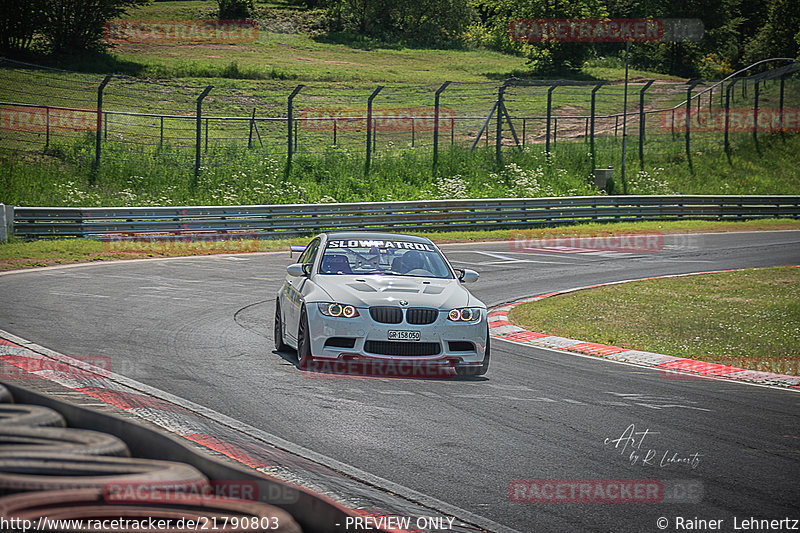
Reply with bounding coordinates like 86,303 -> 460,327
194,85 -> 213,186
545,82 -> 558,153
0,204 -> 13,243
286,85 -> 304,175
365,86 -> 383,175
638,80 -> 654,170
724,79 -> 737,154
685,80 -> 702,171
92,75 -> 112,181
432,81 -> 450,171
590,83 -> 602,168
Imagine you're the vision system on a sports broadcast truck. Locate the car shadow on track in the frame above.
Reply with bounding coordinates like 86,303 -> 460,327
271,349 -> 487,381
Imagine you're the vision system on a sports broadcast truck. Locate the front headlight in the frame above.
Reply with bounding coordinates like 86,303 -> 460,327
318,302 -> 360,318
447,307 -> 482,322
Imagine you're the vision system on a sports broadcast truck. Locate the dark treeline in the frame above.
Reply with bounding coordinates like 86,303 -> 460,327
1,0 -> 797,78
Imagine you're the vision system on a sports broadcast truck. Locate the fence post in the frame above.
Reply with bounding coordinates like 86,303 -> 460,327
724,79 -> 737,154
496,84 -> 506,165
779,74 -> 787,135
753,79 -> 759,146
545,82 -> 558,153
432,81 -> 450,171
638,80 -> 654,170
160,116 -> 164,148
248,108 -> 255,149
286,85 -> 304,174
590,83 -> 601,168
194,85 -> 213,185
365,86 -> 383,175
685,80 -> 702,170
45,107 -> 50,149
92,75 -> 112,180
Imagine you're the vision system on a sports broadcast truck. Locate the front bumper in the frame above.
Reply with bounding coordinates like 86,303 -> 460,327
306,305 -> 488,368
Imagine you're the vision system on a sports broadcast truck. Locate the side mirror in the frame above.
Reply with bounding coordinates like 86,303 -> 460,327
458,268 -> 479,283
287,263 -> 308,277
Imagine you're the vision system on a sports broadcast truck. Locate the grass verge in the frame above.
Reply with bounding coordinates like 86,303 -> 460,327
2,219 -> 799,272
508,266 -> 800,372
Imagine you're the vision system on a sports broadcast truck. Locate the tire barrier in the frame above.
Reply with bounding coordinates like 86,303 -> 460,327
0,426 -> 130,457
0,385 -> 309,532
0,488 -> 302,533
0,404 -> 65,427
0,452 -> 209,496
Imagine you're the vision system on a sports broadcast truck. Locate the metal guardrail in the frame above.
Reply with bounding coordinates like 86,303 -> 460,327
8,195 -> 800,240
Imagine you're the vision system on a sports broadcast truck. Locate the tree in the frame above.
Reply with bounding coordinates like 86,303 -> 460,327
323,0 -> 475,45
473,0 -> 609,73
743,0 -> 800,66
0,0 -> 46,53
41,0 -> 148,53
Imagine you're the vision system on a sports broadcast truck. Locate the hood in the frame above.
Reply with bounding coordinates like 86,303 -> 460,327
312,274 -> 482,309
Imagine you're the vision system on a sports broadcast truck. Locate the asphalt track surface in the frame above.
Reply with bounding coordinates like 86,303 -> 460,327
1,230 -> 799,532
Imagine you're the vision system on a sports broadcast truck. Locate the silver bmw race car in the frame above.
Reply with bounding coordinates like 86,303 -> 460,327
275,232 -> 489,377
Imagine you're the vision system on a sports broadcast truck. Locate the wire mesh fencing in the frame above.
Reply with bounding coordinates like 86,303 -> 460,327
1,57 -> 798,184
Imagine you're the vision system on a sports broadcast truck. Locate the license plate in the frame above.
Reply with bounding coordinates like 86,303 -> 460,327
388,330 -> 420,341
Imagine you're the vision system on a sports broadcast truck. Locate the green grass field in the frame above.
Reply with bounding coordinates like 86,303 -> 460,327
508,266 -> 800,369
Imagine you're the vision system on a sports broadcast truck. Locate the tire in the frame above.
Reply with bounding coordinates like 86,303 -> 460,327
296,306 -> 312,369
0,426 -> 130,457
0,405 -> 65,427
274,298 -> 288,352
0,453 -> 207,495
456,329 -> 490,378
0,488 -> 302,533
0,384 -> 12,404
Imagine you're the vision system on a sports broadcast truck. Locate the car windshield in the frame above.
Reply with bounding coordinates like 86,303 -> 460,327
319,238 -> 453,278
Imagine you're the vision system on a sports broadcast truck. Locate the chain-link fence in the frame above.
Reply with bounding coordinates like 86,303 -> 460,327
1,57 -> 797,183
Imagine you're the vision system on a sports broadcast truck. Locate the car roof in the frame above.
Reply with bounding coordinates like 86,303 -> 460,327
322,232 -> 434,244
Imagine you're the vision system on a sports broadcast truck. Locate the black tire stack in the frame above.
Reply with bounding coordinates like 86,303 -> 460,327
0,383 -> 302,532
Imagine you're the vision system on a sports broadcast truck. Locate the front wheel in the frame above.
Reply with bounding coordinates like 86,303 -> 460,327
296,306 -> 313,369
274,298 -> 288,352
